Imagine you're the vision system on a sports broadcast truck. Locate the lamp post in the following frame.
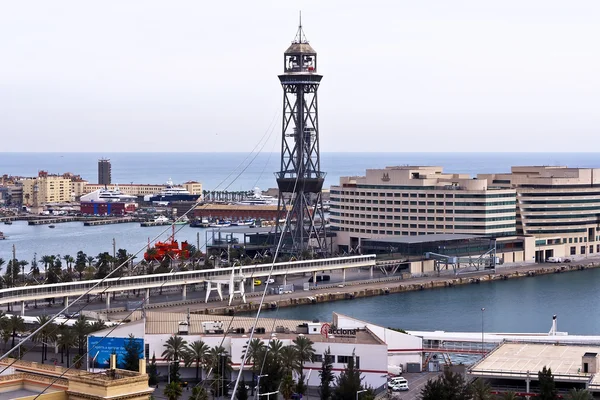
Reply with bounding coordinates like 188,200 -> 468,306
481,307 -> 485,355
256,374 -> 268,400
356,389 -> 367,400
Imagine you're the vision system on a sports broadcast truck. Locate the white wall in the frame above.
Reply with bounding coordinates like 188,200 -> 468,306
333,313 -> 423,370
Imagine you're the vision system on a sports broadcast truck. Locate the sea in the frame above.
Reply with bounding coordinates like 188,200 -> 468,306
2,152 -> 600,334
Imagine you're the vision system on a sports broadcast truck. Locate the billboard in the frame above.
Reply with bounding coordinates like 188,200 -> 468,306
88,336 -> 144,369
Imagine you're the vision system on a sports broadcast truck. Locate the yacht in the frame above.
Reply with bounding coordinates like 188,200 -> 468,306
236,187 -> 278,206
147,179 -> 200,204
81,186 -> 137,203
153,215 -> 170,223
209,220 -> 231,228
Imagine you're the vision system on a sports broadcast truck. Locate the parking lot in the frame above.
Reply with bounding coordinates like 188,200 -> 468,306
386,372 -> 442,400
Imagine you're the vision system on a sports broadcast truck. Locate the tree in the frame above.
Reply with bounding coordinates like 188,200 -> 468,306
332,351 -> 362,400
280,373 -> 297,400
162,335 -> 188,383
190,386 -> 209,400
72,315 -> 90,356
75,251 -> 87,280
243,338 -> 265,395
147,353 -> 160,386
57,327 -> 77,367
186,340 -> 209,382
319,347 -> 334,400
280,345 -> 300,377
236,377 -> 249,400
122,334 -> 142,372
293,335 -> 315,390
33,315 -> 56,363
419,369 -> 471,400
566,388 -> 592,400
206,345 -> 232,398
8,314 -> 25,348
500,392 -> 521,400
470,378 -> 493,400
538,366 -> 558,400
164,381 -> 183,400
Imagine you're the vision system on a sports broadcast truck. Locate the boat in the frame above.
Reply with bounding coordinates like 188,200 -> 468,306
190,218 -> 210,228
4,220 -> 12,225
146,179 -> 201,204
209,220 -> 231,228
80,186 -> 138,203
173,216 -> 189,225
0,232 -> 6,240
144,227 -> 190,261
153,215 -> 170,223
236,187 -> 278,206
48,225 -> 56,229
231,219 -> 256,227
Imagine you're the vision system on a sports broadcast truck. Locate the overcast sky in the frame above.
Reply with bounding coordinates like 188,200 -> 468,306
1,1 -> 598,152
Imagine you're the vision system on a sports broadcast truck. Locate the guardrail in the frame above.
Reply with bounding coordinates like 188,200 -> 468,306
0,255 -> 376,304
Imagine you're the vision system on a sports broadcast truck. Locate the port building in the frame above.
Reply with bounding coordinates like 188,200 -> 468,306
98,158 -> 112,185
92,311 -> 421,390
479,166 -> 600,261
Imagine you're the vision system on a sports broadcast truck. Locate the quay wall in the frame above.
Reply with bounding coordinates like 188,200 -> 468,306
104,261 -> 600,317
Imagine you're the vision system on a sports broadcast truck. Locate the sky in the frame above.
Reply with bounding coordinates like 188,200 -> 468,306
1,1 -> 599,152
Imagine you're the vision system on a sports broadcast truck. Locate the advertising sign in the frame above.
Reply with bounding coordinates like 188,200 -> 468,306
88,336 -> 144,369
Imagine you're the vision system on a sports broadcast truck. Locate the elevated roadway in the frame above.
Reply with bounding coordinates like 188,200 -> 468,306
0,254 -> 376,309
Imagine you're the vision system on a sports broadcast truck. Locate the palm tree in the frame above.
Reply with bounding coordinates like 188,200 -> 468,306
40,255 -> 54,278
186,339 -> 209,382
8,314 -> 25,348
243,338 -> 265,395
33,315 -> 56,363
280,373 -> 297,400
164,381 -> 183,400
73,316 -> 90,356
89,320 -> 107,332
500,392 -> 521,400
470,378 -> 493,400
293,335 -> 316,379
206,345 -> 232,397
162,335 -> 188,383
567,388 -> 593,400
57,328 -> 77,367
86,255 -> 95,267
280,346 -> 300,377
0,312 -> 8,351
189,386 -> 208,400
0,258 -> 5,274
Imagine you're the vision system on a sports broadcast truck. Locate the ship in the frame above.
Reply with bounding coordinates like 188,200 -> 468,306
80,186 -> 138,203
145,179 -> 201,204
235,187 -> 278,206
143,227 -> 190,261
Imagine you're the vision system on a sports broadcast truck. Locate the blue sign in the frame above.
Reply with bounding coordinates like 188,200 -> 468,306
88,336 -> 144,369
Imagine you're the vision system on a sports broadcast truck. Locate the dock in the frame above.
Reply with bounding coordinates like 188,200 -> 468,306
84,217 -> 144,226
28,217 -> 80,225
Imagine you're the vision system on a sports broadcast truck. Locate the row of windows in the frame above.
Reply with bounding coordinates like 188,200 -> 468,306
331,220 -> 515,231
333,189 -> 515,199
522,206 -> 600,212
312,354 -> 359,366
521,191 -> 600,197
454,201 -> 516,207
521,199 -> 600,205
525,213 -> 600,220
332,206 -> 515,214
334,227 -> 517,235
526,221 -> 600,227
335,215 -> 515,223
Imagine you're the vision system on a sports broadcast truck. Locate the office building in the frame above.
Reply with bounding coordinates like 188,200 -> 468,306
98,158 -> 111,185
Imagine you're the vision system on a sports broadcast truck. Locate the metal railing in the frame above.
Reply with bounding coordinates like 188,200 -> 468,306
0,254 -> 376,303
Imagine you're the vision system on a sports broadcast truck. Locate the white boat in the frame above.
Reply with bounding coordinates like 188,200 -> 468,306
231,219 -> 255,227
0,232 -> 6,240
147,179 -> 199,203
209,221 -> 231,228
81,186 -> 137,203
236,187 -> 278,206
153,215 -> 170,223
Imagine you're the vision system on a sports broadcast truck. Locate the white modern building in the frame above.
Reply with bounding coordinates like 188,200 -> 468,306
92,311 -> 423,389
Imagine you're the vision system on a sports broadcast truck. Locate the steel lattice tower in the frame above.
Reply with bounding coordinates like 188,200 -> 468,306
275,19 -> 328,256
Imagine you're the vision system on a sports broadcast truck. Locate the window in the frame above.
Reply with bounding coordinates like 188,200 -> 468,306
570,247 -> 576,255
581,246 -> 586,254
313,354 -> 323,363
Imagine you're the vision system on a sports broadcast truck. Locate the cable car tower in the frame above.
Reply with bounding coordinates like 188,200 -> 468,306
275,17 -> 328,256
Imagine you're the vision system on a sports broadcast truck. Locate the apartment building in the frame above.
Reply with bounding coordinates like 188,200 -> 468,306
330,166 -> 517,250
479,166 -> 600,261
21,172 -> 73,205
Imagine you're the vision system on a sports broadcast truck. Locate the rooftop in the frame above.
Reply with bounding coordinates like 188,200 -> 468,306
471,342 -> 600,382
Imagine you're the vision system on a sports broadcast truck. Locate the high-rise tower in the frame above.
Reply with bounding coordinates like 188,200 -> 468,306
98,158 -> 111,185
275,19 -> 328,255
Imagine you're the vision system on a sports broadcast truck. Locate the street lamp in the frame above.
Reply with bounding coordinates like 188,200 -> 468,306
256,374 -> 268,400
356,389 -> 368,400
481,307 -> 485,355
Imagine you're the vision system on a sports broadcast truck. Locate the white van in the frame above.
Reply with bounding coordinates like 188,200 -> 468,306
388,377 -> 407,389
546,257 -> 562,263
388,364 -> 403,376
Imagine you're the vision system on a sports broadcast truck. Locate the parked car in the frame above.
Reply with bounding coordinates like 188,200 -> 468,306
391,382 -> 409,392
266,278 -> 275,284
563,258 -> 572,263
546,257 -> 562,263
253,279 -> 262,286
388,377 -> 408,389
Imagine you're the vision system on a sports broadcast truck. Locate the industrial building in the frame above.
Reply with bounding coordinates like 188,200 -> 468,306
92,311 -> 422,389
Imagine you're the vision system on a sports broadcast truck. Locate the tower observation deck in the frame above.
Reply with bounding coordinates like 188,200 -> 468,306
275,19 -> 328,256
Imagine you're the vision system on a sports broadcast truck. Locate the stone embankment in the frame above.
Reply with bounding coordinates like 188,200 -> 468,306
103,261 -> 599,319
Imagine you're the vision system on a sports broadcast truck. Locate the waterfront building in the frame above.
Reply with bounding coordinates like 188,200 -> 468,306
22,171 -> 73,206
98,158 -> 112,185
84,180 -> 203,198
479,166 -> 600,261
470,341 -> 600,396
93,311 -> 418,388
330,166 -> 517,250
